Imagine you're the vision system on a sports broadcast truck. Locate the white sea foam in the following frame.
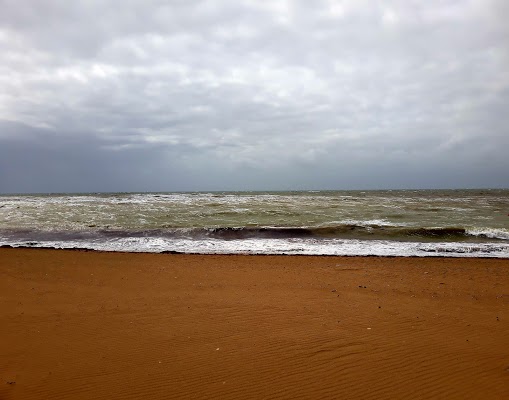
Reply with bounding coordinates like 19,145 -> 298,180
328,219 -> 409,227
1,237 -> 508,258
466,228 -> 509,240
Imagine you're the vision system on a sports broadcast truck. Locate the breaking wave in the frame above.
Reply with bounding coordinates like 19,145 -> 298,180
2,224 -> 508,243
197,225 -> 509,241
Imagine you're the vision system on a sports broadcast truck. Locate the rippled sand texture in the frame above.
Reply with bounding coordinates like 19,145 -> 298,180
1,248 -> 508,399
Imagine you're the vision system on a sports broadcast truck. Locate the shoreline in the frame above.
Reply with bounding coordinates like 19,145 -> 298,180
1,248 -> 509,399
1,244 -> 508,259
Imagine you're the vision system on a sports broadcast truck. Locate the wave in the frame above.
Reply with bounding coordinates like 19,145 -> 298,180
466,228 -> 509,240
2,238 -> 508,259
199,225 -> 508,241
2,224 -> 508,243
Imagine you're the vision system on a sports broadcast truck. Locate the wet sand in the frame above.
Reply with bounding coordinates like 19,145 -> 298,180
1,248 -> 508,399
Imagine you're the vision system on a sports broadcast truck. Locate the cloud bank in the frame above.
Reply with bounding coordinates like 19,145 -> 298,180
1,0 -> 508,192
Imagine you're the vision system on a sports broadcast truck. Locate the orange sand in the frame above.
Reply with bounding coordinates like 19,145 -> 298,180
1,248 -> 508,399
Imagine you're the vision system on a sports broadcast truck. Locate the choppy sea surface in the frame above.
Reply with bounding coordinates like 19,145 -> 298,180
1,190 -> 508,257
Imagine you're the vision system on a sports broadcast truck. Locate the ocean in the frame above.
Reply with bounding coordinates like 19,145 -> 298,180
1,190 -> 508,257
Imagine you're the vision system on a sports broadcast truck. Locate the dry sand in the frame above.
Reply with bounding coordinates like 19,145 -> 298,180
1,248 -> 508,399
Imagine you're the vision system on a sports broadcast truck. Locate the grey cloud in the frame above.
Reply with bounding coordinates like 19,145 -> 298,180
0,0 -> 508,192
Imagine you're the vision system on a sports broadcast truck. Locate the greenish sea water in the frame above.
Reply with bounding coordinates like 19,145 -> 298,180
1,190 -> 508,257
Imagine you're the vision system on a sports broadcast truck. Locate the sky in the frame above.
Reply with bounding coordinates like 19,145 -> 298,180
0,0 -> 508,193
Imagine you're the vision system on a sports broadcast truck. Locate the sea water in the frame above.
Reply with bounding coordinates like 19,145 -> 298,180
1,190 -> 508,257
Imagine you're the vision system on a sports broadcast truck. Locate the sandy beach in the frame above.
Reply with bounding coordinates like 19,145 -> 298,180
1,248 -> 508,399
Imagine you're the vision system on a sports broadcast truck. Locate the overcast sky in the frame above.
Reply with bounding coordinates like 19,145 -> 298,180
1,0 -> 508,193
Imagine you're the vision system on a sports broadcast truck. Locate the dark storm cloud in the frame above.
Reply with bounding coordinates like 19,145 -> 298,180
0,0 -> 508,192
